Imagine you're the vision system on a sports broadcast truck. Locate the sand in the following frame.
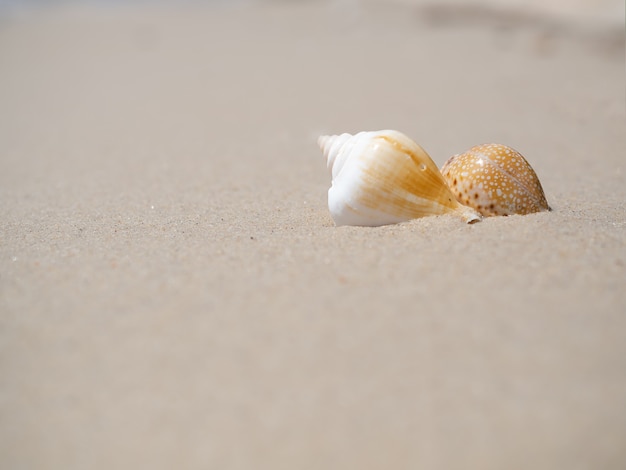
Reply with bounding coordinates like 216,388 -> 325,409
1,1 -> 625,469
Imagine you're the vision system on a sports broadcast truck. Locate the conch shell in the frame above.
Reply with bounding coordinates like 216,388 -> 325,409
441,143 -> 550,217
318,130 -> 482,226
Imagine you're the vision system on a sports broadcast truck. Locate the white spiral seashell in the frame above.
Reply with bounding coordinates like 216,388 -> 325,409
318,130 -> 482,226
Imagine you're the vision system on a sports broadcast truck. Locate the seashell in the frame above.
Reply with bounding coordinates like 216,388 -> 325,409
440,143 -> 550,217
318,130 -> 482,226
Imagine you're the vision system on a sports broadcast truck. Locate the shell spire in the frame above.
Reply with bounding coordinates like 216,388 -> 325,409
318,133 -> 353,179
318,130 -> 482,227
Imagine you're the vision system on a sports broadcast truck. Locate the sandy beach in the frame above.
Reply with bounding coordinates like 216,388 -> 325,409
1,1 -> 625,468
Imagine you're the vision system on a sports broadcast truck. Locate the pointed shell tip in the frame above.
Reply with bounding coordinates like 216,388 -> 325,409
461,207 -> 482,224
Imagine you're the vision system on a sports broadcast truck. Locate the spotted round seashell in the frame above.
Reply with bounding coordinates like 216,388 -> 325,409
318,130 -> 482,226
440,143 -> 550,217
